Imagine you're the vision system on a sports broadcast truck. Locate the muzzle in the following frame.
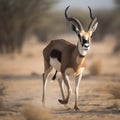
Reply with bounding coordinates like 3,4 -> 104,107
83,43 -> 90,50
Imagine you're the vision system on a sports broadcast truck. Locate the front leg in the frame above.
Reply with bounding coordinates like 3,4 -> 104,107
58,72 -> 72,104
74,73 -> 83,110
58,78 -> 70,109
58,78 -> 65,101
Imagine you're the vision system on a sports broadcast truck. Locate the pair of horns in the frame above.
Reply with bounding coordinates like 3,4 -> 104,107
65,6 -> 97,31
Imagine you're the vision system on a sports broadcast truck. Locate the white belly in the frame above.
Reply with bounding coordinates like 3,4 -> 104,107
50,57 -> 61,71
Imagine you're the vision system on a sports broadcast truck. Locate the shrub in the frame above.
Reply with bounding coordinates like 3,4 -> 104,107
0,84 -> 6,111
89,60 -> 102,75
107,83 -> 120,99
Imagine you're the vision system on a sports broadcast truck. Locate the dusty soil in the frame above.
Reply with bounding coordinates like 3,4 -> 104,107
0,35 -> 120,120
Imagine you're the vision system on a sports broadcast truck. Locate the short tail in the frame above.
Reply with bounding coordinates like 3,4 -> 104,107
52,70 -> 58,80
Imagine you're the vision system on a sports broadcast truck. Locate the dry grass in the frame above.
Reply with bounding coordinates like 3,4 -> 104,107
94,82 -> 120,110
22,104 -> 53,120
0,97 -> 4,111
0,84 -> 5,96
0,84 -> 6,111
24,53 -> 35,58
107,82 -> 120,99
95,82 -> 120,99
89,60 -> 102,75
106,102 -> 120,110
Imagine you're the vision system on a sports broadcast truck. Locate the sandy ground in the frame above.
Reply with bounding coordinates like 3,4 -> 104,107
0,35 -> 120,120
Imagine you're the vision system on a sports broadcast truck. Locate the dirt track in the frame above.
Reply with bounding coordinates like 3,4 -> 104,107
0,35 -> 120,120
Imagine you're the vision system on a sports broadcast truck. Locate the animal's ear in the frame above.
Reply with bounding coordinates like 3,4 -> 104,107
89,22 -> 98,35
71,24 -> 79,33
91,22 -> 98,33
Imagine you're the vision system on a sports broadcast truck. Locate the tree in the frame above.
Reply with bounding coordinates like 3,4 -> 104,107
0,0 -> 57,53
113,0 -> 120,53
115,0 -> 120,7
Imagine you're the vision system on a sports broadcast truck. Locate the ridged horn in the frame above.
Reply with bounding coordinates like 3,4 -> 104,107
88,6 -> 98,31
65,6 -> 83,31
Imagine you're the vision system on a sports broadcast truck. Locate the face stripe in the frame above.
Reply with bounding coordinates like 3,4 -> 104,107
77,33 -> 89,47
82,39 -> 89,47
77,33 -> 81,42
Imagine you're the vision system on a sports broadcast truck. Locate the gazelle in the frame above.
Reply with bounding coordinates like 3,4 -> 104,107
42,6 -> 98,110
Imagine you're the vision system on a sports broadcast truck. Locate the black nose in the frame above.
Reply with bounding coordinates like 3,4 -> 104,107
84,43 -> 89,48
83,43 -> 90,50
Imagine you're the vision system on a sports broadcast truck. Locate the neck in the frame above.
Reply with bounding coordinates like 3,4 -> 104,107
74,45 -> 86,66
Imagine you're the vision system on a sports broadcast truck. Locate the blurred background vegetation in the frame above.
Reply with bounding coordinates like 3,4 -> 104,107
0,0 -> 119,54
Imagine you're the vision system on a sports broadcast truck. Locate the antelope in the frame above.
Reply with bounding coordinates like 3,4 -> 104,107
42,6 -> 98,110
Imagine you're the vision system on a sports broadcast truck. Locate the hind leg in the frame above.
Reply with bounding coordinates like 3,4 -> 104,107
42,60 -> 53,105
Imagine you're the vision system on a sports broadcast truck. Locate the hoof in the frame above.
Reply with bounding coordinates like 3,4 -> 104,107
74,106 -> 80,111
58,99 -> 68,104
